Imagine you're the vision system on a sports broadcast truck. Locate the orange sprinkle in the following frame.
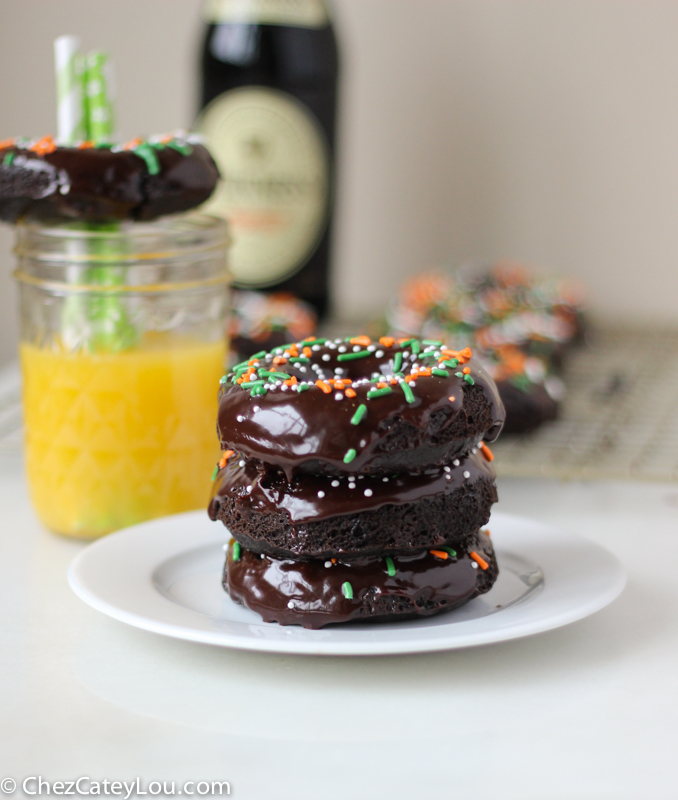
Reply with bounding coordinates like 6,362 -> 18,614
390,378 -> 398,385
247,359 -> 258,366
377,382 -> 388,389
430,550 -> 449,560
283,376 -> 298,386
403,374 -> 415,383
479,442 -> 494,462
470,551 -> 489,570
121,137 -> 143,150
78,140 -> 95,149
268,367 -> 277,373
303,346 -> 312,358
350,335 -> 371,346
223,450 -> 235,460
29,135 -> 57,155
418,368 -> 431,377
341,379 -> 353,385
397,338 -> 411,344
379,336 -> 395,347
304,337 -> 316,342
0,138 -> 16,149
316,380 -> 332,394
345,388 -> 356,398
448,396 -> 456,402
463,367 -> 471,375
483,528 -> 491,537
331,558 -> 337,564
459,346 -> 473,362
273,356 -> 287,365
334,381 -> 344,390
236,377 -> 244,384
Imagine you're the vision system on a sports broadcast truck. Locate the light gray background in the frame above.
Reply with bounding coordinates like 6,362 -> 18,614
1,0 -> 678,366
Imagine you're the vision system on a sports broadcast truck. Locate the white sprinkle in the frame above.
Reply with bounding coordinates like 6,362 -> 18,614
317,490 -> 325,498
239,460 -> 245,467
281,384 -> 289,391
338,345 -> 347,353
275,380 -> 282,386
358,475 -> 364,479
472,447 -> 477,454
327,342 -> 336,349
324,561 -> 332,568
322,354 -> 331,361
408,381 -> 416,387
367,345 -> 376,352
247,484 -> 253,492
444,466 -> 451,472
334,338 -> 342,344
463,471 -> 470,479
334,367 -> 344,375
335,392 -> 343,401
453,459 -> 460,467
471,561 -> 478,569
252,405 -> 260,412
348,483 -> 356,490
360,439 -> 367,447
382,477 -> 389,482
364,488 -> 373,497
402,350 -> 410,357
287,599 -> 295,608
375,350 -> 384,358
312,344 -> 321,351
291,384 -> 299,391
446,474 -> 452,481
222,543 -> 229,551
353,345 -> 361,352
236,415 -> 244,422
299,366 -> 307,373
260,552 -> 265,559
412,368 -> 419,374
331,480 -> 340,487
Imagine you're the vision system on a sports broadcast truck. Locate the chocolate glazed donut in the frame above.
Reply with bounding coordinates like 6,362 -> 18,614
0,133 -> 219,223
216,336 -> 505,478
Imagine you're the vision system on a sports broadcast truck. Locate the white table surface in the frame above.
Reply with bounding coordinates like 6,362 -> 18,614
1,449 -> 677,800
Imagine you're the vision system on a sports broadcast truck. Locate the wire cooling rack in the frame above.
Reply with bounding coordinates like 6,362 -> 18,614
491,327 -> 678,482
1,327 -> 677,481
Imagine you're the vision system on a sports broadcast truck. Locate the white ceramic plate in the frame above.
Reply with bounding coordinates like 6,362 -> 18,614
68,510 -> 625,656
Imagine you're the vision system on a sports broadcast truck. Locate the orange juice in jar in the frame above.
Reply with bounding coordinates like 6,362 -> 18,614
14,214 -> 230,538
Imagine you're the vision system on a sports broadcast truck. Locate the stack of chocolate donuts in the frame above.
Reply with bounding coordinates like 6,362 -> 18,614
209,334 -> 505,629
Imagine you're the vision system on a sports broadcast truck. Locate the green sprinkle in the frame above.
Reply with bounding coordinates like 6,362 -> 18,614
464,374 -> 475,385
258,371 -> 292,380
288,356 -> 309,364
232,360 -> 251,370
133,143 -> 161,175
432,368 -> 449,377
393,351 -> 403,373
385,557 -> 396,577
369,376 -> 380,383
455,372 -> 463,378
250,386 -> 267,397
338,350 -> 371,362
442,547 -> 457,558
442,359 -> 459,369
279,343 -> 296,351
302,338 -> 326,346
250,350 -> 267,359
399,381 -> 415,403
232,542 -> 241,562
422,339 -> 443,346
367,387 -> 393,399
95,142 -> 113,149
211,465 -> 219,481
297,384 -> 311,392
241,380 -> 265,388
394,372 -> 406,380
219,375 -> 229,384
410,340 -> 421,354
343,448 -> 357,464
350,404 -> 367,425
341,581 -> 354,600
167,140 -> 193,156
2,151 -> 15,167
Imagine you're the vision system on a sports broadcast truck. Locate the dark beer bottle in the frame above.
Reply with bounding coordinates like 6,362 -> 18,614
197,0 -> 339,318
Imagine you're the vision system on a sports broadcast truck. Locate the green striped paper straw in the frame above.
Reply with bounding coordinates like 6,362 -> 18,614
84,51 -> 115,142
54,35 -> 86,144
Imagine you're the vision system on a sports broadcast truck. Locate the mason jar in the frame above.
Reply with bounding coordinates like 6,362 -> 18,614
14,213 -> 230,539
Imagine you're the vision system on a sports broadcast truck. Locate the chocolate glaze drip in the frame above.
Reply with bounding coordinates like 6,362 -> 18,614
225,531 -> 497,629
217,340 -> 505,477
0,143 -> 219,222
209,448 -> 494,524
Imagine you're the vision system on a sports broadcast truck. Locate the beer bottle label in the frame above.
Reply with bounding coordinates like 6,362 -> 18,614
196,86 -> 329,287
203,0 -> 328,28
